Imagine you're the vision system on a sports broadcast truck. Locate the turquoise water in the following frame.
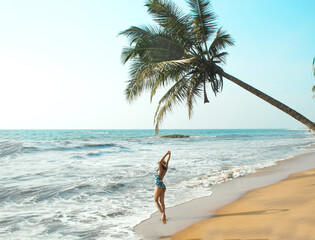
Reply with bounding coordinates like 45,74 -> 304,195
0,129 -> 314,239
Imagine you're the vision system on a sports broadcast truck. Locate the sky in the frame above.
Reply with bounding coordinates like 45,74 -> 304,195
0,0 -> 314,130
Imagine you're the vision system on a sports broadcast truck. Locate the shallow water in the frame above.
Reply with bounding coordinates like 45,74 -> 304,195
0,129 -> 314,239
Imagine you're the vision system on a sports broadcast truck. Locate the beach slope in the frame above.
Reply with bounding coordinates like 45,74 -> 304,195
168,168 -> 315,240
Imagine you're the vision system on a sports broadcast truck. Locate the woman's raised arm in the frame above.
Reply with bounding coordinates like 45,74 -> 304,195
165,151 -> 171,168
159,151 -> 171,169
160,151 -> 169,162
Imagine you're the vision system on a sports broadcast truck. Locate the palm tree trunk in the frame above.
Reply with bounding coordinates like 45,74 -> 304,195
221,71 -> 315,131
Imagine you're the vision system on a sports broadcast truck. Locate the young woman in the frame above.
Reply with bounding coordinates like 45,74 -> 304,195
154,150 -> 171,221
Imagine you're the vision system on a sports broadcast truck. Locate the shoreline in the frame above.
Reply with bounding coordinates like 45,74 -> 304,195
164,167 -> 315,240
134,149 -> 315,239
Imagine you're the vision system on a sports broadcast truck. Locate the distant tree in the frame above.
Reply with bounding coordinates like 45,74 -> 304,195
120,0 -> 315,133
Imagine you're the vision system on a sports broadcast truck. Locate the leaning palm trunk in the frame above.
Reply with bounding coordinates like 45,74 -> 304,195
222,72 -> 315,131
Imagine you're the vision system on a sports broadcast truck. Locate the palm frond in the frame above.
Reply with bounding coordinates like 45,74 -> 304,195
186,77 -> 202,118
187,0 -> 217,42
149,57 -> 196,101
120,25 -> 193,58
146,0 -> 192,46
125,56 -> 193,102
213,51 -> 228,64
121,47 -> 138,64
209,28 -> 234,57
312,57 -> 315,98
125,57 -> 149,102
154,78 -> 188,133
125,62 -> 168,102
122,24 -> 194,103
119,25 -> 159,45
209,73 -> 223,95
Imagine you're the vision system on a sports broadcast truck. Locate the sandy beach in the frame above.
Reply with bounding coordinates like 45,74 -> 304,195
166,167 -> 315,240
135,151 -> 315,240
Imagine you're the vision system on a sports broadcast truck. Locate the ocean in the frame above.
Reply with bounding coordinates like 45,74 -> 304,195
0,129 -> 314,239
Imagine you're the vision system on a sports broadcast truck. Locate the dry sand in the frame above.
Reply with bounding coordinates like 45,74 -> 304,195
164,168 -> 315,240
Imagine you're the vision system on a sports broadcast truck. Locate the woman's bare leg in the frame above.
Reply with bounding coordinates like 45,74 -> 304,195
160,188 -> 166,221
154,186 -> 163,215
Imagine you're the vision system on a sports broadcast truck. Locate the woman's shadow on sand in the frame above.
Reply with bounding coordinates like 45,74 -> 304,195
167,208 -> 289,222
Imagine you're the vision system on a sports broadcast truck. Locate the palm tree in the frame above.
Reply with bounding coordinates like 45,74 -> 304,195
120,0 -> 315,134
312,56 -> 315,98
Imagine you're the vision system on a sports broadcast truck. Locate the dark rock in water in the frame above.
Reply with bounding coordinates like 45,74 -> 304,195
160,134 -> 189,138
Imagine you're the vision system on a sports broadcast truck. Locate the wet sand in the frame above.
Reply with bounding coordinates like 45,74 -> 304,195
135,151 -> 315,239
